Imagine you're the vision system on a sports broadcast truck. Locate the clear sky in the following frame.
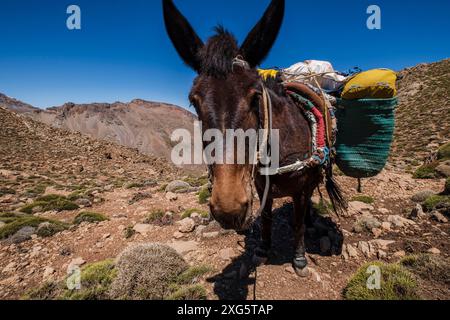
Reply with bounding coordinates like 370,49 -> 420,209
0,0 -> 449,109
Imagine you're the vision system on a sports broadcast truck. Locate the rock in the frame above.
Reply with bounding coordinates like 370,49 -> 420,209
358,241 -> 372,258
69,257 -> 86,270
165,180 -> 191,193
202,231 -> 220,239
219,248 -> 236,261
43,267 -> 55,279
372,239 -> 396,250
102,233 -> 111,239
133,223 -> 154,235
381,222 -> 392,231
377,250 -> 387,259
75,198 -> 92,208
3,262 -> 16,273
348,201 -> 374,215
378,208 -> 390,214
319,237 -> 331,254
427,247 -> 441,255
393,250 -> 406,258
371,228 -> 383,238
9,226 -> 36,244
435,162 -> 450,178
167,240 -> 198,255
411,190 -> 436,203
165,192 -> 178,202
431,211 -> 448,223
309,268 -> 321,282
353,213 -> 381,233
177,218 -> 196,233
173,231 -> 185,239
387,215 -> 415,228
409,204 -> 426,220
346,244 -> 359,259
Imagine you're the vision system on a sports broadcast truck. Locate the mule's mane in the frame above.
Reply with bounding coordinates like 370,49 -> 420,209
198,26 -> 239,78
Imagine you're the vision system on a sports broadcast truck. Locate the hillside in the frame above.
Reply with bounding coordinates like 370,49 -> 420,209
392,59 -> 450,166
0,96 -> 197,159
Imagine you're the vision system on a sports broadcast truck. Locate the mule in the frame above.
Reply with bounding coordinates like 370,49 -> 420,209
163,0 -> 345,273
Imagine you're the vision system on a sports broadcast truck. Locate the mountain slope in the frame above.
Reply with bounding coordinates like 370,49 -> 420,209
0,93 -> 38,114
392,58 -> 450,165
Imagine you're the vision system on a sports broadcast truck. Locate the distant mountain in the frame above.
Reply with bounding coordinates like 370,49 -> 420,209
0,94 -> 197,160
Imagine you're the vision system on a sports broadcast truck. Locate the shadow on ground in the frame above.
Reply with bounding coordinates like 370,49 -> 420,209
207,202 -> 344,300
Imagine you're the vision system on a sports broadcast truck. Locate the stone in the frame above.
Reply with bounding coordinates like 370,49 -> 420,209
432,211 -> 448,223
346,244 -> 359,259
165,192 -> 178,201
319,237 -> 331,254
133,223 -> 153,235
411,190 -> 436,203
173,231 -> 184,239
202,231 -> 220,239
3,262 -> 16,273
69,257 -> 86,270
168,240 -> 198,255
285,266 -> 295,274
353,213 -> 381,233
309,268 -> 321,282
381,222 -> 392,231
378,208 -> 390,214
409,204 -> 426,220
435,162 -> 450,178
427,247 -> 441,255
178,218 -> 196,233
377,250 -> 387,259
358,241 -> 372,258
387,215 -> 415,228
75,198 -> 92,208
9,226 -> 36,244
43,267 -> 55,279
348,201 -> 374,215
165,180 -> 191,193
219,248 -> 236,261
393,250 -> 406,258
372,239 -> 396,250
372,228 -> 383,238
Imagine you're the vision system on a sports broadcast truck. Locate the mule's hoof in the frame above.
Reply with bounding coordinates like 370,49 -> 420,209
293,256 -> 308,270
295,266 -> 310,278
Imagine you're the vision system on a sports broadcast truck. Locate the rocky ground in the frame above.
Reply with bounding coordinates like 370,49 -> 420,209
0,106 -> 449,300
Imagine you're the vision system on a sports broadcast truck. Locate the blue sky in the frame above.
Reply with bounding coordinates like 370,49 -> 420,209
0,0 -> 449,109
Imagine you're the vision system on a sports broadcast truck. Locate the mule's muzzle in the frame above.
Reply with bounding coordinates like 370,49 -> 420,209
210,200 -> 253,231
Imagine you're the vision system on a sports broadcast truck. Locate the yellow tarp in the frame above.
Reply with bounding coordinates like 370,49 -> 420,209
342,69 -> 397,100
258,69 -> 279,81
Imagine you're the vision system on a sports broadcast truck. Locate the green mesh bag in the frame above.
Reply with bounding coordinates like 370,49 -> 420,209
335,98 -> 398,178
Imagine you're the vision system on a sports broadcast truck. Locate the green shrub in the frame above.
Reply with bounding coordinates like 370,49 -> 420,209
175,265 -> 213,285
36,221 -> 69,238
444,178 -> 450,195
166,285 -> 207,300
181,208 -> 209,219
22,282 -> 62,300
0,216 -> 66,240
125,182 -> 144,189
423,195 -> 450,211
20,195 -> 79,214
413,163 -> 438,179
73,212 -> 108,225
437,142 -> 450,160
351,195 -> 375,204
183,176 -> 209,188
0,212 -> 20,224
400,254 -> 450,285
144,210 -> 165,224
62,259 -> 117,300
124,226 -> 135,239
0,188 -> 16,196
313,199 -> 333,216
343,262 -> 420,300
198,186 -> 211,205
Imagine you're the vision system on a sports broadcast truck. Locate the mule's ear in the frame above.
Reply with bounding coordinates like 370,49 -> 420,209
163,0 -> 204,72
240,0 -> 285,68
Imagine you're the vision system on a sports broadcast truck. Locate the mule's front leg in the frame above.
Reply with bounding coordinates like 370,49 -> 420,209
293,194 -> 310,275
253,196 -> 273,265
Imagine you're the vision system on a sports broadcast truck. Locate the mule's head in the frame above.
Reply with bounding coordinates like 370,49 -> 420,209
163,0 -> 285,230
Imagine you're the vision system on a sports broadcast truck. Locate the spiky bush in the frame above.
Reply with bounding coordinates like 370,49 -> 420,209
0,216 -> 67,240
343,262 -> 420,300
20,194 -> 79,214
73,212 -> 108,225
110,244 -> 188,300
